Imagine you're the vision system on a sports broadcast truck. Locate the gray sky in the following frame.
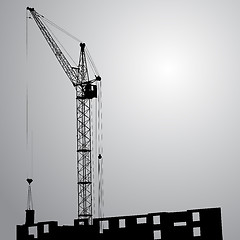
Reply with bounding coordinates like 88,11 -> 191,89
1,0 -> 240,239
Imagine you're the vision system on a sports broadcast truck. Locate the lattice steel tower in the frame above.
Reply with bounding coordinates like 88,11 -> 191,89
27,7 -> 101,222
75,42 -> 100,220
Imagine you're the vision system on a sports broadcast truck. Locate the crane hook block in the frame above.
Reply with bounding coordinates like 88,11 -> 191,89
26,178 -> 33,185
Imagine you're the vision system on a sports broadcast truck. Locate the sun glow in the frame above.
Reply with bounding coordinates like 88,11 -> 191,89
161,55 -> 189,80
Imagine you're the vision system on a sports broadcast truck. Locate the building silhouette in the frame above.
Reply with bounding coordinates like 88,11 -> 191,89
17,207 -> 223,240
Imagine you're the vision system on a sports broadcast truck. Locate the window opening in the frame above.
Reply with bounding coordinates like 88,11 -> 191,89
174,222 -> 187,227
28,226 -> 37,238
44,224 -> 49,233
102,220 -> 109,230
119,219 -> 126,228
154,230 -> 161,240
137,217 -> 147,224
153,215 -> 160,225
193,227 -> 201,237
192,212 -> 200,222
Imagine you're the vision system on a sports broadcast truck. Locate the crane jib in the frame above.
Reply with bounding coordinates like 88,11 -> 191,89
27,7 -> 101,90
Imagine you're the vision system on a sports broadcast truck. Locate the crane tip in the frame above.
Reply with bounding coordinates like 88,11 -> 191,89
26,7 -> 34,12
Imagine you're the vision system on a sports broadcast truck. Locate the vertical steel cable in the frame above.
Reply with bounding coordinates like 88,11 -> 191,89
26,9 -> 29,60
97,80 -> 104,219
100,81 -> 104,218
90,100 -> 95,218
97,83 -> 101,218
26,9 -> 34,183
31,131 -> 34,179
26,9 -> 30,179
26,9 -> 29,148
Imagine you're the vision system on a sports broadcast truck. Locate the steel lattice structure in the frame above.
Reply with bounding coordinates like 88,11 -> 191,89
27,7 -> 101,222
76,45 -> 93,219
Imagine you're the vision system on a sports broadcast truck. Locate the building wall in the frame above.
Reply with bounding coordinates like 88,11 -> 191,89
16,207 -> 223,240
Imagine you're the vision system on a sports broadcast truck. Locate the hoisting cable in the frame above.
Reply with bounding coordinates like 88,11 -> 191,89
26,79 -> 29,148
97,101 -> 101,218
94,94 -> 98,218
91,99 -> 96,218
26,9 -> 29,60
26,9 -> 29,178
97,80 -> 104,220
100,80 -> 104,218
31,131 -> 34,179
26,11 -> 34,182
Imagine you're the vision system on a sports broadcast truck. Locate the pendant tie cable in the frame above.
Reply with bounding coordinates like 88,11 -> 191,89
34,10 -> 99,77
42,20 -> 78,66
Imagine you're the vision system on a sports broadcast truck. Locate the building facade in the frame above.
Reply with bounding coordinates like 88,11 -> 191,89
17,207 -> 223,240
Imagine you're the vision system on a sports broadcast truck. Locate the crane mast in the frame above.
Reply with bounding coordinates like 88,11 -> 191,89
27,7 -> 101,222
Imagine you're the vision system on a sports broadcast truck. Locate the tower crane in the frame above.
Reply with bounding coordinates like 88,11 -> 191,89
26,7 -> 102,222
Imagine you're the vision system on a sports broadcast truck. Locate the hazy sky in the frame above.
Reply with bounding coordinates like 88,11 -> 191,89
1,0 -> 240,239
